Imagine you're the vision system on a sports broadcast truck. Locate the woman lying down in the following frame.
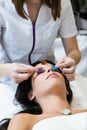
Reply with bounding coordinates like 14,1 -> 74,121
0,60 -> 87,130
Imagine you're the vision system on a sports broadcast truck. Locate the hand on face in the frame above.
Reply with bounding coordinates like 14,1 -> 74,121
56,57 -> 76,81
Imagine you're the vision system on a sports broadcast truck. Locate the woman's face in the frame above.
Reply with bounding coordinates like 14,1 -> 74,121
31,62 -> 67,99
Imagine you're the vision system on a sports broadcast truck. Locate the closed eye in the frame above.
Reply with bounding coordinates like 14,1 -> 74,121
37,67 -> 45,76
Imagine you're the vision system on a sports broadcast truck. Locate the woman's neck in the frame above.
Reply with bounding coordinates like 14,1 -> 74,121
25,0 -> 42,23
25,0 -> 42,5
39,96 -> 71,115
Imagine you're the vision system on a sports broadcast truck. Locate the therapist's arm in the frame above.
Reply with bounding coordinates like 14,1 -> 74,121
62,36 -> 81,64
56,36 -> 81,81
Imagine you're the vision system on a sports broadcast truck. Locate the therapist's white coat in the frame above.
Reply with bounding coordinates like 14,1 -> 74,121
0,0 -> 77,119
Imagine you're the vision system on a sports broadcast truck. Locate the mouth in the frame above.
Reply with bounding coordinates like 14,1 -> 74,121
46,73 -> 59,80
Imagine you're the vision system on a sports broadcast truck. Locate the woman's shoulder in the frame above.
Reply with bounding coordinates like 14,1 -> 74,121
61,0 -> 72,12
11,113 -> 35,123
8,113 -> 36,130
72,109 -> 87,115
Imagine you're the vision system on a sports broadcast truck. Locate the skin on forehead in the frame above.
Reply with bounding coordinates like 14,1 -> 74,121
36,62 -> 52,68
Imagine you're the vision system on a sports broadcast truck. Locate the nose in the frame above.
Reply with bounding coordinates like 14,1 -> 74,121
47,65 -> 58,73
47,67 -> 53,72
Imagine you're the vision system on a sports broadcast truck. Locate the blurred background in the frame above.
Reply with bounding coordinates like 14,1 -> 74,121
71,0 -> 87,31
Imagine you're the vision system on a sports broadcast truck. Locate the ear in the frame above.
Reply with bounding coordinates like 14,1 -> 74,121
66,90 -> 69,95
28,91 -> 36,101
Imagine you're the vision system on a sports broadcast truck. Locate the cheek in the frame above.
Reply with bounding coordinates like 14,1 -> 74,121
47,76 -> 66,92
32,76 -> 46,90
32,77 -> 53,96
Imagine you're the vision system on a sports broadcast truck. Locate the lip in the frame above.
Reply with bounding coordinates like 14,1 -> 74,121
46,72 -> 59,80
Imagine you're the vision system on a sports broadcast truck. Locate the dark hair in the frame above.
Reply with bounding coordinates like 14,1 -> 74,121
0,119 -> 10,130
12,0 -> 61,20
0,60 -> 73,130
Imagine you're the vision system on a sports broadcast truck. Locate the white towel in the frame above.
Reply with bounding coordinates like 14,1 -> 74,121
32,112 -> 87,130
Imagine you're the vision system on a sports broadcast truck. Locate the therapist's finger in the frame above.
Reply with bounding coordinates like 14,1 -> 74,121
56,57 -> 75,69
17,65 -> 37,73
64,73 -> 75,81
12,73 -> 31,84
62,66 -> 76,74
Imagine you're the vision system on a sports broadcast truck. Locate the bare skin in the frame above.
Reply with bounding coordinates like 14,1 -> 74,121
7,62 -> 87,130
7,109 -> 87,130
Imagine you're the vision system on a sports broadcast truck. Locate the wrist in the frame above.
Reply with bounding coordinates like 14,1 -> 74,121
0,63 -> 11,77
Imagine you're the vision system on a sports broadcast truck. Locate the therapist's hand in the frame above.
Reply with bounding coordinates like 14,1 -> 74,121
56,57 -> 76,81
7,63 -> 37,84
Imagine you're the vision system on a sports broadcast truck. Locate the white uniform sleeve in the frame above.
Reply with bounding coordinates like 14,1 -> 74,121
59,0 -> 77,38
0,4 -> 7,62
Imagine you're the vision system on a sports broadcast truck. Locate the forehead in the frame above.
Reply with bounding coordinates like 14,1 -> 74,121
35,62 -> 52,68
